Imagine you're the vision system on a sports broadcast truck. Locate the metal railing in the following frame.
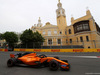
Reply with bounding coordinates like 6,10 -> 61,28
13,40 -> 100,49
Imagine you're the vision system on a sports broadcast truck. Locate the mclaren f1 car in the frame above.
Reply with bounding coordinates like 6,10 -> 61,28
7,52 -> 70,71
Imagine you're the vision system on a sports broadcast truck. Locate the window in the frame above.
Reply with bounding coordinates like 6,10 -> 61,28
79,25 -> 82,30
77,38 -> 78,42
69,29 -> 71,34
83,24 -> 89,30
54,30 -> 57,34
65,31 -> 67,35
66,39 -> 68,43
60,31 -> 62,34
73,20 -> 90,33
86,36 -> 89,42
77,26 -> 80,31
75,27 -> 77,31
48,30 -> 51,36
70,39 -> 72,43
80,37 -> 83,42
43,31 -> 45,35
48,39 -> 52,45
58,12 -> 60,14
58,39 -> 61,44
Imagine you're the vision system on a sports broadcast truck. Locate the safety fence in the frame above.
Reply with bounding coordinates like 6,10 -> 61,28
1,40 -> 100,49
13,40 -> 100,49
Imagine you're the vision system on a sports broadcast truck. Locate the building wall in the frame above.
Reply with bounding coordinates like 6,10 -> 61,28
31,1 -> 100,48
0,40 -> 6,47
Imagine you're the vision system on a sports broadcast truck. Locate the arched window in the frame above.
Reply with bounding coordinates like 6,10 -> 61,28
60,31 -> 62,34
69,29 -> 71,34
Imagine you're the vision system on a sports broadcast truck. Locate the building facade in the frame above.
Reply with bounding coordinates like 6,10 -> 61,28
31,0 -> 100,48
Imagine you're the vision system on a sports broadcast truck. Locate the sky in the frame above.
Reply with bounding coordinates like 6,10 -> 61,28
0,0 -> 100,33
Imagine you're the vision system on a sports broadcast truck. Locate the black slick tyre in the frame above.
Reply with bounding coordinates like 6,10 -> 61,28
49,60 -> 59,71
7,58 -> 17,67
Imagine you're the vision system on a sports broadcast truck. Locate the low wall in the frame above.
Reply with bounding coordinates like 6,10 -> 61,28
14,48 -> 100,52
0,49 -> 8,52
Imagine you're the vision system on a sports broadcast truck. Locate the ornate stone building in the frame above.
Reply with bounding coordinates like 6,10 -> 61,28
31,0 -> 100,48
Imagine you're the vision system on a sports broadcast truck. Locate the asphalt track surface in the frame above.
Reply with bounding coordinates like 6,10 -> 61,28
0,52 -> 100,75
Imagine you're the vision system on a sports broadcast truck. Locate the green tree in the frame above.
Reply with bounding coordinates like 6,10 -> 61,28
20,29 -> 34,44
0,33 -> 2,40
33,31 -> 44,42
20,29 -> 44,48
33,31 -> 45,48
2,32 -> 18,48
0,33 -> 4,40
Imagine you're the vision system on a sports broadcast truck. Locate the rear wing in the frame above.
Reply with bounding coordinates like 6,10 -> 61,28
10,54 -> 15,58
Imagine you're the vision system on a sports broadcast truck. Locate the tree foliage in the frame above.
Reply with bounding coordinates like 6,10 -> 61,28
2,32 -> 18,47
33,31 -> 44,42
0,33 -> 2,40
20,29 -> 44,48
20,29 -> 34,44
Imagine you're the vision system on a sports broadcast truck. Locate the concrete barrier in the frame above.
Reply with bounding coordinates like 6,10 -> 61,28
0,48 -> 99,52
0,49 -> 8,52
14,48 -> 100,52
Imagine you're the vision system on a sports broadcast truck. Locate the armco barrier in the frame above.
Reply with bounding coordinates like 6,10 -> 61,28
0,49 -> 8,52
14,48 -> 100,52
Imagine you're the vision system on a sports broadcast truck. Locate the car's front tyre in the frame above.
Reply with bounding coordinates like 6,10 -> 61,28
49,60 -> 59,71
7,58 -> 17,67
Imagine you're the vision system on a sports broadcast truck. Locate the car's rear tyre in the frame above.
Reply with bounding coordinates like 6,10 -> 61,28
49,60 -> 59,71
7,58 -> 17,67
54,56 -> 59,59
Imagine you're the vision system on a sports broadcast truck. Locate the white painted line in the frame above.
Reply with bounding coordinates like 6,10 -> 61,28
97,56 -> 100,58
69,56 -> 97,58
47,55 -> 100,59
85,73 -> 100,75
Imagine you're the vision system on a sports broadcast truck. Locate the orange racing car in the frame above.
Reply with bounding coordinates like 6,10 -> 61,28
7,52 -> 70,71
